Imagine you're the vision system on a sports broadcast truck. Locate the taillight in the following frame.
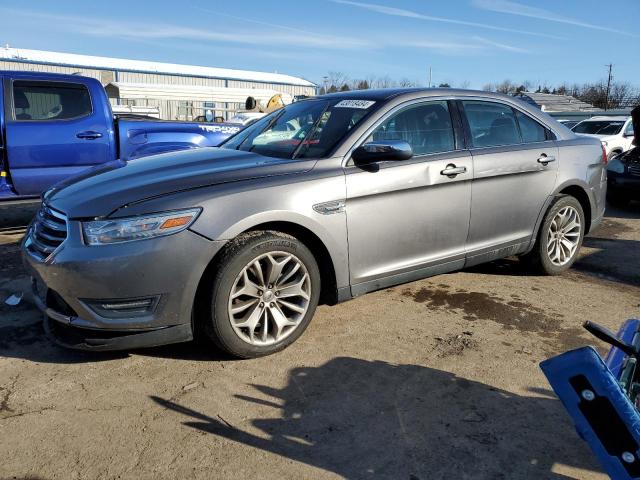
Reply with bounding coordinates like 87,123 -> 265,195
601,143 -> 608,165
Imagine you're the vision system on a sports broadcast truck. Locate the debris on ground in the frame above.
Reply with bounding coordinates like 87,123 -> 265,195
433,333 -> 480,357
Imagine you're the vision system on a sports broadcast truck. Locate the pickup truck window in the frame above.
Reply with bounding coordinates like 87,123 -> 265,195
12,81 -> 92,121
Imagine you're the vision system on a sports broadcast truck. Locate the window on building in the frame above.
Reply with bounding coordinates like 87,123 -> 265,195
178,100 -> 194,121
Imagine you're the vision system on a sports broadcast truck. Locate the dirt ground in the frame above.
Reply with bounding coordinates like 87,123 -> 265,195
1,201 -> 639,480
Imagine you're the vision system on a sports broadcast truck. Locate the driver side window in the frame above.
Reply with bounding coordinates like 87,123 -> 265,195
370,101 -> 455,156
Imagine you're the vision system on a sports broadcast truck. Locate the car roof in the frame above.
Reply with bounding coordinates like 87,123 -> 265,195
315,87 -> 494,102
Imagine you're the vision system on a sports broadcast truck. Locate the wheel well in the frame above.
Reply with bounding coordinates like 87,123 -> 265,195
194,221 -> 339,316
245,222 -> 339,305
559,185 -> 592,233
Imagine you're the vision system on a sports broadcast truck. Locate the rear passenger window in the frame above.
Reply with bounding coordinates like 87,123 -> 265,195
370,101 -> 455,156
515,110 -> 547,143
626,121 -> 635,137
13,81 -> 92,121
462,101 -> 520,148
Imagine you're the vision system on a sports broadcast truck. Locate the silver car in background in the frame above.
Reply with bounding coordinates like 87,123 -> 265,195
23,88 -> 607,358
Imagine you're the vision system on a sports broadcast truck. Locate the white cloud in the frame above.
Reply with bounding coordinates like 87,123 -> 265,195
472,0 -> 636,37
0,7 -> 372,50
0,6 -> 530,57
330,0 -> 564,39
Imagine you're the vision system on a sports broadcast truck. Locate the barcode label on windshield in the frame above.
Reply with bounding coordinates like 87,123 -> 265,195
334,100 -> 376,109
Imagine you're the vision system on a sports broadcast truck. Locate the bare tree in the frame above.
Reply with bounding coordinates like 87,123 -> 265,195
353,79 -> 371,90
375,75 -> 396,89
458,80 -> 471,89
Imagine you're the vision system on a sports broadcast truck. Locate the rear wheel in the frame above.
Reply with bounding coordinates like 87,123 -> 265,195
202,231 -> 320,358
522,195 -> 585,275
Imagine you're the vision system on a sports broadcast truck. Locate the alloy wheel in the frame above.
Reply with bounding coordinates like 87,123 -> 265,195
546,206 -> 582,266
228,251 -> 311,346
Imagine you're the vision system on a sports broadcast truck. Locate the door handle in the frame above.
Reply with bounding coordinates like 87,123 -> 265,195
537,154 -> 556,165
76,131 -> 103,140
440,164 -> 467,177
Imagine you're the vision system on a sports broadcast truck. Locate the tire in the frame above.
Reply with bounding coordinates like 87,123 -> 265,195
522,195 -> 585,275
202,231 -> 321,358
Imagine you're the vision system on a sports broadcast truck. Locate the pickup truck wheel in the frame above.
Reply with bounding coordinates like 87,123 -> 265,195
522,195 -> 585,275
204,231 -> 320,358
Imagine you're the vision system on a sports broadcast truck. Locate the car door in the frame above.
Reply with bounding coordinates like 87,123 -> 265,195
4,77 -> 112,196
623,120 -> 635,152
459,99 -> 559,265
344,99 -> 472,295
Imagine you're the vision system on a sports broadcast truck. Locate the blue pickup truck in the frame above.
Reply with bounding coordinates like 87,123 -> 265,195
0,71 -> 242,202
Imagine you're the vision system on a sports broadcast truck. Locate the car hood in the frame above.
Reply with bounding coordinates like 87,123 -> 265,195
45,147 -> 313,218
575,133 -> 616,142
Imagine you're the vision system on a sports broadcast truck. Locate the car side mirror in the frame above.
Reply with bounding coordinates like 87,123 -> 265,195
352,140 -> 413,163
623,132 -> 635,138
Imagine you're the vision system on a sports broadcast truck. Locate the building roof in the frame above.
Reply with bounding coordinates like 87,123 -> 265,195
0,46 -> 315,88
105,82 -> 292,103
515,92 -> 597,112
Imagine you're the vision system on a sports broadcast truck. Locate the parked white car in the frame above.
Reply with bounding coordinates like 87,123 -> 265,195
572,116 -> 635,157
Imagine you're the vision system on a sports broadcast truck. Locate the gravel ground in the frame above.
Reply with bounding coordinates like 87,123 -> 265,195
0,201 -> 639,480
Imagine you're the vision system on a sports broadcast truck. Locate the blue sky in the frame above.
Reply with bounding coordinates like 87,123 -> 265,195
0,0 -> 638,89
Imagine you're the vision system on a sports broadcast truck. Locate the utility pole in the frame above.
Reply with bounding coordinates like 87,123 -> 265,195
428,67 -> 432,88
604,63 -> 613,111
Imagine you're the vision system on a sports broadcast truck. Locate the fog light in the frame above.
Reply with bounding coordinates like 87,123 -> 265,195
84,296 -> 160,318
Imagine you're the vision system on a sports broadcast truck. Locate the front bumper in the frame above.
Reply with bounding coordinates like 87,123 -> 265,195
23,220 -> 226,350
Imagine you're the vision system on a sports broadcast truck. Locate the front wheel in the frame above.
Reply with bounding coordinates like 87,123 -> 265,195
522,195 -> 585,275
202,231 -> 320,358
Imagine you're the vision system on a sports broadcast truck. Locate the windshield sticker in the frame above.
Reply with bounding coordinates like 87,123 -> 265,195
334,100 -> 376,109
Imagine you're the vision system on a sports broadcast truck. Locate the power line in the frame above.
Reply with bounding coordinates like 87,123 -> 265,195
604,63 -> 613,111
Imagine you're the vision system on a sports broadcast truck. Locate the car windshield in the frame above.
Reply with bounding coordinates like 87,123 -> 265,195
572,120 -> 625,135
220,98 -> 378,159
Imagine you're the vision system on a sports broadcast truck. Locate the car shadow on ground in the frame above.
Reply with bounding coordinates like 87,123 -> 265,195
151,356 -> 602,480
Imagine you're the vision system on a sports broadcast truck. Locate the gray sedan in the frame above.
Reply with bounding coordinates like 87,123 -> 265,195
23,88 -> 607,358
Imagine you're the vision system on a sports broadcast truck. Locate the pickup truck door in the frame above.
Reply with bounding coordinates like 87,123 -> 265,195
3,77 -> 113,196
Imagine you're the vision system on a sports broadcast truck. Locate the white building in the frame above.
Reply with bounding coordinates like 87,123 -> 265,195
0,46 -> 316,120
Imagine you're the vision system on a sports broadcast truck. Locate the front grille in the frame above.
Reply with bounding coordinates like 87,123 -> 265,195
628,163 -> 640,177
26,205 -> 68,261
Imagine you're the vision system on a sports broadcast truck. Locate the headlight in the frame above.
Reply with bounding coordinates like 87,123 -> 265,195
607,159 -> 626,174
82,208 -> 201,245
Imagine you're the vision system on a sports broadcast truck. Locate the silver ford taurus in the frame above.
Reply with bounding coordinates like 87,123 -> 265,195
22,88 -> 607,358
